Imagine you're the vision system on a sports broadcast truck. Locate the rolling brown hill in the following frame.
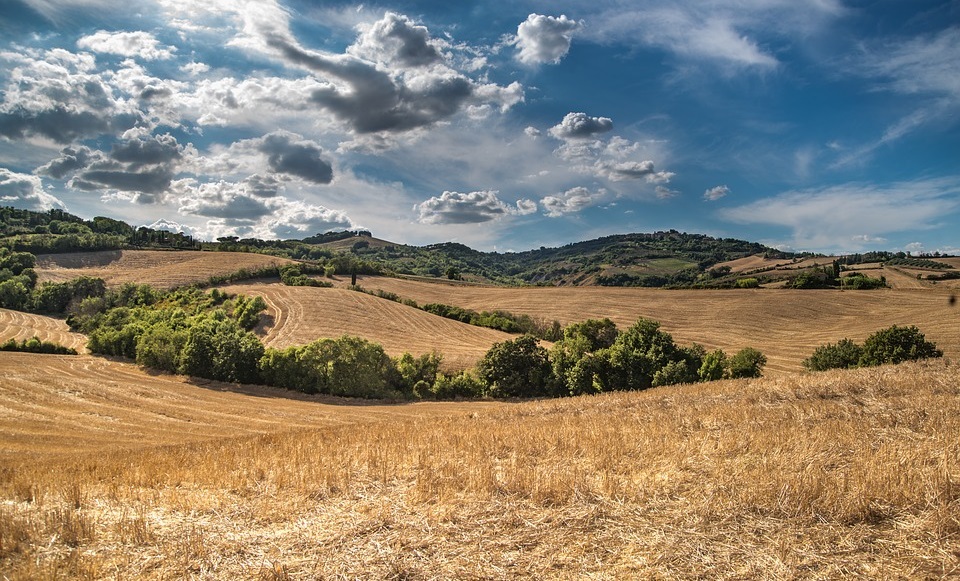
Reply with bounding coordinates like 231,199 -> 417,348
0,308 -> 87,352
1,354 -> 956,578
0,352 -> 501,460
220,282 -> 514,370
34,249 -> 295,289
340,275 -> 960,375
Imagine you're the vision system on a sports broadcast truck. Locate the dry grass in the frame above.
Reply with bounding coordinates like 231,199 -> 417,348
34,250 -> 295,289
343,275 -> 960,375
220,281 -> 514,370
1,356 -> 957,579
0,308 -> 88,352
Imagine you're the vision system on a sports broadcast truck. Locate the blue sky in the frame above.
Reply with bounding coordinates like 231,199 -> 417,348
0,0 -> 958,253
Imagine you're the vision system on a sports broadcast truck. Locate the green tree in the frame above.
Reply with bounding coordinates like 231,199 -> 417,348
802,339 -> 863,371
477,334 -> 554,398
698,349 -> 727,381
726,347 -> 767,378
605,318 -> 680,391
859,325 -> 942,367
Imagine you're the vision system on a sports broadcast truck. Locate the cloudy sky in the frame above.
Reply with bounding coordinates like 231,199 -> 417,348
1,1 -> 958,253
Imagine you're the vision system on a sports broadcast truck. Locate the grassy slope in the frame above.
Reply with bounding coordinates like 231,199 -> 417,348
342,275 -> 960,374
0,308 -> 88,352
33,250 -> 296,289
0,354 -> 957,578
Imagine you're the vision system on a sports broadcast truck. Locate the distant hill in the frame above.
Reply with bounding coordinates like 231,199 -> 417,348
4,206 -> 957,288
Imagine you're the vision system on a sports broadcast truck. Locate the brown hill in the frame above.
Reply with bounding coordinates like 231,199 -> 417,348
1,355 -> 956,578
341,275 -> 960,375
0,352 -> 500,459
220,282 -> 514,370
0,308 -> 87,352
34,249 -> 295,289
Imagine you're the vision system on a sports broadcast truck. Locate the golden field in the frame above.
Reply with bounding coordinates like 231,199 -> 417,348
34,250 -> 295,289
0,353 -> 957,579
3,249 -> 959,578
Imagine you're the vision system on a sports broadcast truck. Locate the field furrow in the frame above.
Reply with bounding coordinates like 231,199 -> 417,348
0,308 -> 88,351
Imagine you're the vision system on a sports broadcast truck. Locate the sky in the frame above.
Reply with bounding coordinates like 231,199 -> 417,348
0,1 -> 958,254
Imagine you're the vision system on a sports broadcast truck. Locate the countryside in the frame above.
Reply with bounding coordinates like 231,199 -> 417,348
1,207 -> 958,579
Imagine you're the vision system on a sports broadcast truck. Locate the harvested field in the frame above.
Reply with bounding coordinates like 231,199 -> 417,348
0,352 -> 501,459
0,308 -> 87,352
1,357 -> 957,578
34,250 -> 295,289
344,275 -> 960,374
220,282 -> 513,370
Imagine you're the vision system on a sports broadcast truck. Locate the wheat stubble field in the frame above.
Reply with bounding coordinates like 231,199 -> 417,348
2,250 -> 960,579
0,354 -> 957,579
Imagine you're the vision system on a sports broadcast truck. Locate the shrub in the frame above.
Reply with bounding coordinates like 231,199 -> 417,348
726,347 -> 767,378
430,371 -> 484,399
698,349 -> 727,381
605,318 -> 680,391
735,278 -> 760,288
477,335 -> 554,398
802,339 -> 863,371
859,325 -> 942,367
0,336 -> 77,355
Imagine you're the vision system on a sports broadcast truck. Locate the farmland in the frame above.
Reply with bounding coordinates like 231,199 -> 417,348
0,353 -> 957,578
2,246 -> 960,579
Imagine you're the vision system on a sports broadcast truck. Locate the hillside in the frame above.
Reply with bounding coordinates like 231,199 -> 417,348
341,275 -> 960,374
0,308 -> 88,352
34,249 -> 295,289
219,282 -> 514,370
1,355 -> 956,578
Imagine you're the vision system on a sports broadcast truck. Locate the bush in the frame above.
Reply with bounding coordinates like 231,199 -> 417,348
430,371 -> 484,399
735,278 -> 760,288
605,318 -> 681,391
859,325 -> 942,366
0,336 -> 77,355
802,339 -> 863,371
698,349 -> 727,381
726,347 -> 767,378
477,335 -> 554,398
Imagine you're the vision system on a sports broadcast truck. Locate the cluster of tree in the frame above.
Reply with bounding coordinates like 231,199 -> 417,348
420,302 -> 562,339
279,264 -> 333,287
802,326 -> 942,372
476,318 -> 767,398
838,251 -> 955,267
790,262 -> 885,290
1,207 -> 200,253
0,336 -> 77,355
1,248 -> 111,314
885,257 -> 954,270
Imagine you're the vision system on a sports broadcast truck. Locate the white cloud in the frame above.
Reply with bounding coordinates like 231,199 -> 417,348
549,112 -> 613,140
415,190 -> 534,224
77,31 -> 177,60
541,186 -> 607,217
704,185 -> 729,201
0,168 -> 65,210
514,14 -> 582,65
719,178 -> 960,252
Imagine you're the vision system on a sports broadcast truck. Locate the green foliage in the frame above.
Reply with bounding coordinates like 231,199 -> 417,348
429,371 -> 485,399
803,326 -> 942,372
30,276 -> 106,314
735,278 -> 760,288
476,335 -> 554,398
135,323 -> 188,372
840,273 -> 886,290
259,336 -> 399,398
233,295 -> 268,330
179,313 -> 264,383
0,336 -> 77,355
390,352 -> 443,396
698,349 -> 727,381
802,339 -> 863,371
726,347 -> 767,378
859,325 -> 942,367
279,264 -> 333,287
605,318 -> 682,391
791,269 -> 836,289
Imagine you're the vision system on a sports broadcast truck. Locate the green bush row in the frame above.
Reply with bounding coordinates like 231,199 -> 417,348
802,326 -> 942,371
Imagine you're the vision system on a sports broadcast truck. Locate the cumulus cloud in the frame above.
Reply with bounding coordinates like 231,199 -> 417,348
416,190 -> 535,224
61,133 -> 185,197
0,168 -> 65,210
144,218 -> 193,235
348,12 -> 442,68
0,48 -> 141,143
35,146 -> 97,179
549,112 -> 613,140
541,187 -> 607,217
704,185 -> 729,201
257,12 -> 522,136
258,131 -> 333,184
719,178 -> 960,252
514,14 -> 581,65
77,30 -> 177,60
